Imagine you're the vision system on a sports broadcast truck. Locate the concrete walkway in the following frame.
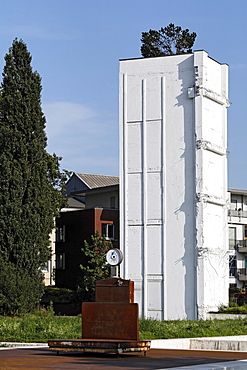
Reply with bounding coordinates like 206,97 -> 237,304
168,360 -> 247,369
0,347 -> 247,369
1,337 -> 247,369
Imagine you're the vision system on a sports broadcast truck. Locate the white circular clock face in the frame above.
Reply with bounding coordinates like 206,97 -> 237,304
106,248 -> 123,266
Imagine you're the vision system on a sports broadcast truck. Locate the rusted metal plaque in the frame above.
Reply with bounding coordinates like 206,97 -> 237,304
95,277 -> 134,303
82,302 -> 139,340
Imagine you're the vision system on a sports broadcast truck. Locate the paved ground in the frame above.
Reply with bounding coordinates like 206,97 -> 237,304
0,347 -> 247,369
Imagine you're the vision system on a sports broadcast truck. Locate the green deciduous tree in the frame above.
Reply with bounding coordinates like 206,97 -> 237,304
141,23 -> 197,58
0,260 -> 44,316
0,39 -> 68,315
78,232 -> 112,302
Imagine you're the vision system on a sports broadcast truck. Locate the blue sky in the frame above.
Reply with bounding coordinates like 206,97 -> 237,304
0,0 -> 246,188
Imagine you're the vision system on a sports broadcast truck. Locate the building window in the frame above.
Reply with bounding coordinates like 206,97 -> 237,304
56,225 -> 65,242
229,255 -> 236,277
229,227 -> 236,250
110,196 -> 115,209
245,225 -> 247,240
56,253 -> 65,269
231,199 -> 237,210
102,223 -> 114,240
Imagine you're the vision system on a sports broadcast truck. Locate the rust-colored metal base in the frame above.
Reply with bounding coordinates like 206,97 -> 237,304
96,277 -> 134,303
82,302 -> 139,340
48,339 -> 151,355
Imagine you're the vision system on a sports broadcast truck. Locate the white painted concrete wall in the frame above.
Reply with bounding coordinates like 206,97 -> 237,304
119,51 -> 229,320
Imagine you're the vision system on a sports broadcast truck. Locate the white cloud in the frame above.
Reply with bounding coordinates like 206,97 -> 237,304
43,102 -> 95,137
43,101 -> 119,175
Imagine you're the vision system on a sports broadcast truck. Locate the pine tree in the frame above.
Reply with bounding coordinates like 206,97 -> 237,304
141,23 -> 197,58
0,39 -> 68,315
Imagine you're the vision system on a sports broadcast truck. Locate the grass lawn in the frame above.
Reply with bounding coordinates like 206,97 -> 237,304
1,313 -> 247,343
0,314 -> 82,343
139,318 -> 247,339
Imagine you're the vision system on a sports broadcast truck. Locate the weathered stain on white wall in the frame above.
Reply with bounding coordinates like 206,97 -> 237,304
119,51 -> 229,320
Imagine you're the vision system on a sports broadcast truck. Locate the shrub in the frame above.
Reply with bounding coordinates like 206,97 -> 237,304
218,303 -> 247,314
42,287 -> 76,301
229,301 -> 238,308
77,232 -> 111,302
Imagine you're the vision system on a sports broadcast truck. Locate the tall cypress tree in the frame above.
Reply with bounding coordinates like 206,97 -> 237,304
0,39 -> 67,315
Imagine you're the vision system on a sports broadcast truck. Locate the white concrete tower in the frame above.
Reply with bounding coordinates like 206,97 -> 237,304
119,51 -> 229,320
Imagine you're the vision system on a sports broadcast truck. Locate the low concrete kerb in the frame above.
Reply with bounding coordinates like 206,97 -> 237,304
151,335 -> 247,352
2,336 -> 247,353
0,342 -> 48,350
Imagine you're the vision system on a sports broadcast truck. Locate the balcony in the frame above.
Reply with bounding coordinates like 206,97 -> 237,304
228,209 -> 247,218
237,240 -> 247,253
238,268 -> 247,281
